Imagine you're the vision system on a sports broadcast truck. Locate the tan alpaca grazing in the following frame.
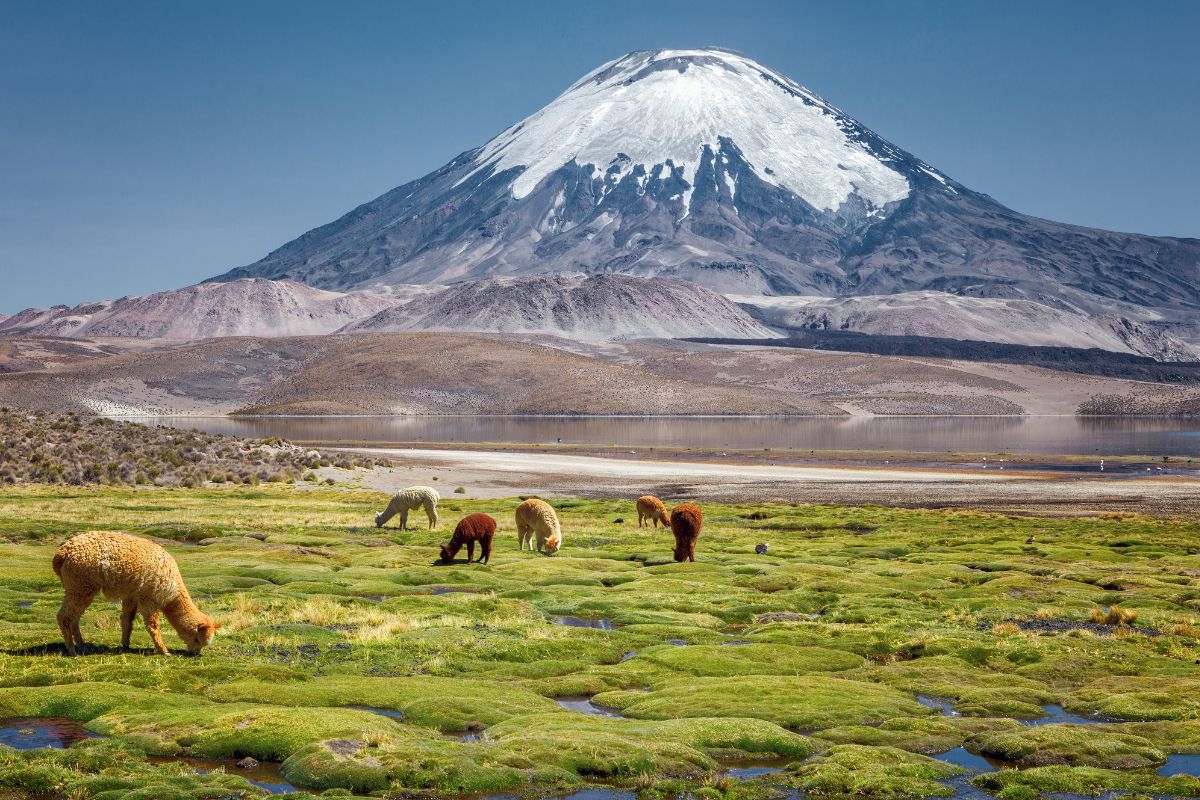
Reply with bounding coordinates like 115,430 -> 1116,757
636,495 -> 670,528
515,498 -> 562,554
52,531 -> 218,656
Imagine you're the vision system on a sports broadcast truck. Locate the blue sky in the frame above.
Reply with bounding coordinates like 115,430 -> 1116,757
2,0 -> 1198,312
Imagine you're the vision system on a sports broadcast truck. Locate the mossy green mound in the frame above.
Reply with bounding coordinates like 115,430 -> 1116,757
815,715 -> 1019,755
2,486 -> 1200,797
207,674 -> 561,732
593,675 -> 927,729
632,642 -> 864,676
786,744 -> 959,798
968,724 -> 1167,769
972,764 -> 1200,798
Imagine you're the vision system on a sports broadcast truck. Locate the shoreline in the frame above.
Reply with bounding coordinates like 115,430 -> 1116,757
318,445 -> 1200,518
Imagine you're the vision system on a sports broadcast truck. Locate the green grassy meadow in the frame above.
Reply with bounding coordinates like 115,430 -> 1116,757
1,485 -> 1200,799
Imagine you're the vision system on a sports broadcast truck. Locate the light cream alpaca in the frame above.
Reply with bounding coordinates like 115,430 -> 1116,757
515,498 -> 562,554
52,531 -> 218,656
375,486 -> 440,530
636,495 -> 670,528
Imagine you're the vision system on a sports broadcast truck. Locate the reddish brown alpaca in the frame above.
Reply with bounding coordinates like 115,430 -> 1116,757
669,503 -> 703,562
440,513 -> 497,564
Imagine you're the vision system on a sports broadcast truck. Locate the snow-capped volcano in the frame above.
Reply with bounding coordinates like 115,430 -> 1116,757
463,48 -> 914,213
211,47 -> 1200,330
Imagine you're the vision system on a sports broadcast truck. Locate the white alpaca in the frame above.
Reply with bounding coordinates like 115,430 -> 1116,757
375,486 -> 440,530
515,498 -> 562,554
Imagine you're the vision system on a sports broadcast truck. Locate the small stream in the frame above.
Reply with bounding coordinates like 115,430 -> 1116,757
149,755 -> 298,795
551,615 -> 617,630
554,697 -> 624,717
1158,753 -> 1200,777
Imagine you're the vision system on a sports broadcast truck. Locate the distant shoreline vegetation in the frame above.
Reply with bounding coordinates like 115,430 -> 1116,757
0,409 -> 384,487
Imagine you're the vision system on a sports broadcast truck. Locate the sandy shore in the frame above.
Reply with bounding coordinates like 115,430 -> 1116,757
329,446 -> 1200,518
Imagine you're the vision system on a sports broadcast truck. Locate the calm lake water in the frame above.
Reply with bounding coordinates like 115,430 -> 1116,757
126,416 -> 1200,458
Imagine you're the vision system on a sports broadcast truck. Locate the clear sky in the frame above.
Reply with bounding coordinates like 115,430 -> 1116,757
2,0 -> 1197,312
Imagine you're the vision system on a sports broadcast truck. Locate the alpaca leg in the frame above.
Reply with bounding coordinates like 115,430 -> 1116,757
467,541 -> 475,562
71,617 -> 86,653
142,608 -> 170,655
517,524 -> 528,551
399,509 -> 409,531
120,599 -> 137,650
638,512 -> 644,528
481,539 -> 491,565
426,503 -> 438,530
57,591 -> 93,656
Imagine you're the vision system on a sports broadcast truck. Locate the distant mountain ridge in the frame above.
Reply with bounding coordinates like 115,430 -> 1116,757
0,279 -> 397,339
732,291 -> 1198,361
208,47 -> 1199,327
343,273 -> 774,340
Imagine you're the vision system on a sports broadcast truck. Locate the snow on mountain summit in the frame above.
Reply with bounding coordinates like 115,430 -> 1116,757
211,46 -> 1200,332
463,48 -> 911,212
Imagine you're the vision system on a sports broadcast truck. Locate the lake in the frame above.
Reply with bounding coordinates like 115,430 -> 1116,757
124,416 -> 1200,458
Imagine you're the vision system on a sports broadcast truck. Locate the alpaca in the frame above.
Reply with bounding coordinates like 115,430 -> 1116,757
515,498 -> 562,554
52,531 -> 218,656
636,495 -> 670,528
669,503 -> 703,563
375,486 -> 440,530
440,513 -> 497,564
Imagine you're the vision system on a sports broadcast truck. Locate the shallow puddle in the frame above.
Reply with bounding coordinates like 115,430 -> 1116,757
618,650 -> 638,661
721,640 -> 753,646
551,615 -> 617,630
933,746 -> 1002,772
555,696 -> 624,717
347,705 -> 405,719
665,638 -> 688,646
1158,753 -> 1200,777
0,717 -> 96,749
150,756 -> 297,795
17,601 -> 34,608
725,765 -> 783,780
431,587 -> 482,595
917,695 -> 961,716
1021,704 -> 1112,726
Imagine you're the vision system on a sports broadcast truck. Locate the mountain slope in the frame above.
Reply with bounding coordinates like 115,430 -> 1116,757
209,47 -> 1199,322
0,279 -> 397,339
343,273 -> 774,340
732,291 -> 1199,361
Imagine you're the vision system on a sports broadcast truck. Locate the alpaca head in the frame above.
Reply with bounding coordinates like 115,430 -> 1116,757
672,542 -> 688,562
544,532 -> 562,555
185,615 -> 220,655
374,512 -> 386,528
439,543 -> 454,563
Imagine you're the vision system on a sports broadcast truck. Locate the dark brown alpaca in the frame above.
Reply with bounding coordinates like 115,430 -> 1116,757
669,503 -> 702,562
440,513 -> 496,564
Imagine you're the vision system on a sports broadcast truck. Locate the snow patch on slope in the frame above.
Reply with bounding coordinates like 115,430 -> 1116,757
464,48 -> 909,212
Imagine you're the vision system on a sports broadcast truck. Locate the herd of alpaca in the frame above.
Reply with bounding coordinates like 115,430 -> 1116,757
52,489 -> 700,656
